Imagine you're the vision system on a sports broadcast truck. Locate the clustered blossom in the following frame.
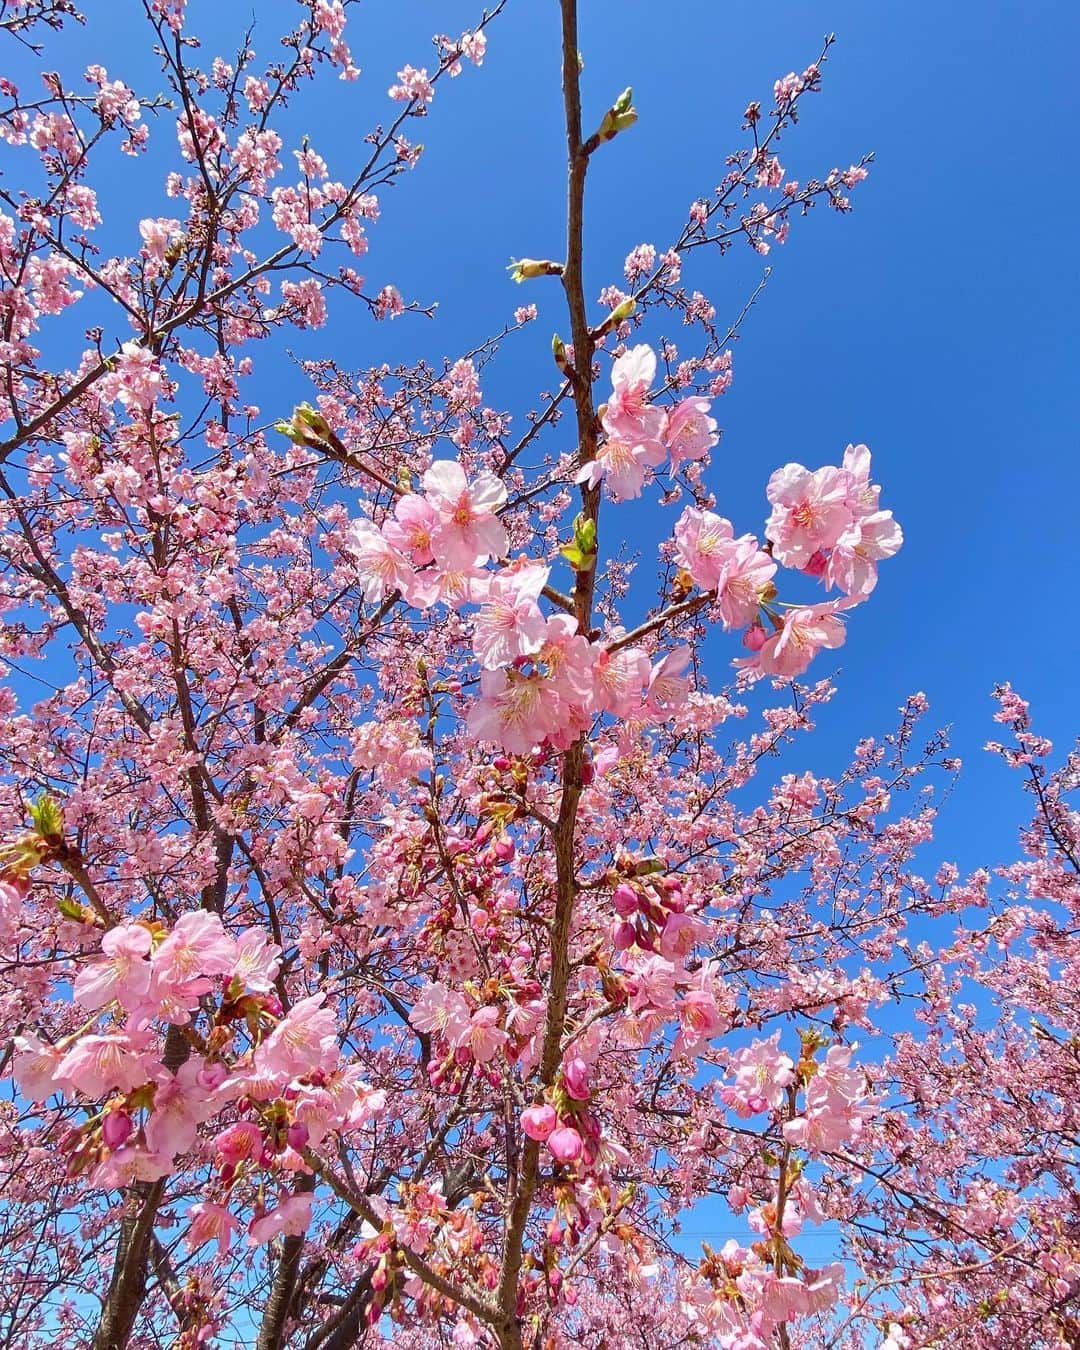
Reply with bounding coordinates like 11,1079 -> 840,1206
577,344 -> 720,501
1,10 -> 1050,1350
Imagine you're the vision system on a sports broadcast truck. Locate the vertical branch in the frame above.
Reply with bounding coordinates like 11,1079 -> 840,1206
495,3 -> 601,1344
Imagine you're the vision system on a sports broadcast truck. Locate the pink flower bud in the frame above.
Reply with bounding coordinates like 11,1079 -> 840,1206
547,1125 -> 583,1164
102,1110 -> 133,1150
742,623 -> 767,652
521,1103 -> 557,1141
612,882 -> 638,917
612,919 -> 636,951
286,1122 -> 309,1151
562,1055 -> 590,1101
494,839 -> 515,862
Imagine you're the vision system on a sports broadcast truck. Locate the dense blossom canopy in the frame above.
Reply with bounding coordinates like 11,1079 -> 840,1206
0,3 -> 1075,1349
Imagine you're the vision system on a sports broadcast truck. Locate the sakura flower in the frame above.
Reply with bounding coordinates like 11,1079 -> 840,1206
663,396 -> 718,469
714,536 -> 776,630
231,927 -> 281,993
57,1033 -> 151,1098
537,614 -> 597,705
187,1202 -> 240,1258
471,563 -> 549,669
248,1193 -> 314,1247
347,518 -> 415,604
575,435 -> 665,502
824,510 -> 903,598
736,601 -> 848,681
423,461 -> 507,569
521,1104 -> 557,1141
721,1034 -> 795,1116
145,1058 -> 228,1162
256,993 -> 339,1079
765,462 -> 853,568
461,1006 -> 507,1063
644,646 -> 692,718
153,909 -> 237,987
603,344 -> 665,447
673,507 -> 736,591
72,922 -> 152,1010
410,982 -> 471,1045
466,667 -> 562,755
382,492 -> 438,565
676,989 -> 727,1052
12,1033 -> 68,1102
593,645 -> 650,719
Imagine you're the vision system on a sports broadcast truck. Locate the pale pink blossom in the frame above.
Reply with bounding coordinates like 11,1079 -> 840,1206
715,537 -> 777,630
765,463 -> 853,568
423,461 -> 507,569
72,922 -> 152,1010
153,910 -> 237,987
603,344 -> 665,448
461,1006 -> 506,1063
663,396 -> 718,469
256,993 -> 339,1079
466,667 -> 562,755
382,493 -> 438,565
347,519 -> 415,604
736,601 -> 848,681
721,1034 -> 795,1116
248,1193 -> 314,1246
593,645 -> 650,718
575,434 -> 665,502
471,563 -> 549,669
410,982 -> 471,1045
57,1033 -> 151,1098
673,507 -> 736,591
644,646 -> 693,718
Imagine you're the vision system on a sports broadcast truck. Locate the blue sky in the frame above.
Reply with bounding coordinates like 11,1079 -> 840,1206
16,0 -> 1080,869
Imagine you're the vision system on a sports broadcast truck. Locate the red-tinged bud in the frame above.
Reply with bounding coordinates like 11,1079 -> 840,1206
102,1110 -> 133,1150
286,1122 -> 309,1151
803,549 -> 828,578
612,883 -> 638,917
612,920 -> 636,951
494,838 -> 514,862
743,623 -> 767,652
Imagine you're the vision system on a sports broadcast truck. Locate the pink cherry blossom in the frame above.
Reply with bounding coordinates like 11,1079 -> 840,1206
423,461 -> 507,569
663,396 -> 718,469
471,562 -> 549,669
721,1034 -> 795,1116
466,667 -> 562,755
644,646 -> 693,718
248,1193 -> 314,1247
256,993 -> 339,1079
72,922 -> 152,1010
187,1202 -> 241,1257
152,910 -> 237,987
347,518 -> 415,604
765,462 -> 853,568
736,601 -> 848,680
382,492 -> 438,565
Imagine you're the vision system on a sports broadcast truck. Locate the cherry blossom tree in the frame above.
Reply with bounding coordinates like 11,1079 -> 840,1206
0,2 -> 1075,1348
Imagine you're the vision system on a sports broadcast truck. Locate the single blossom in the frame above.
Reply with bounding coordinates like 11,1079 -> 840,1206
663,396 -> 718,469
765,462 -> 853,568
423,460 -> 507,569
72,922 -> 152,1011
471,562 -> 549,669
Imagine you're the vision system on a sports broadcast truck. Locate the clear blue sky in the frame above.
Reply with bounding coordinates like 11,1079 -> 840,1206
20,0 -> 1080,873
